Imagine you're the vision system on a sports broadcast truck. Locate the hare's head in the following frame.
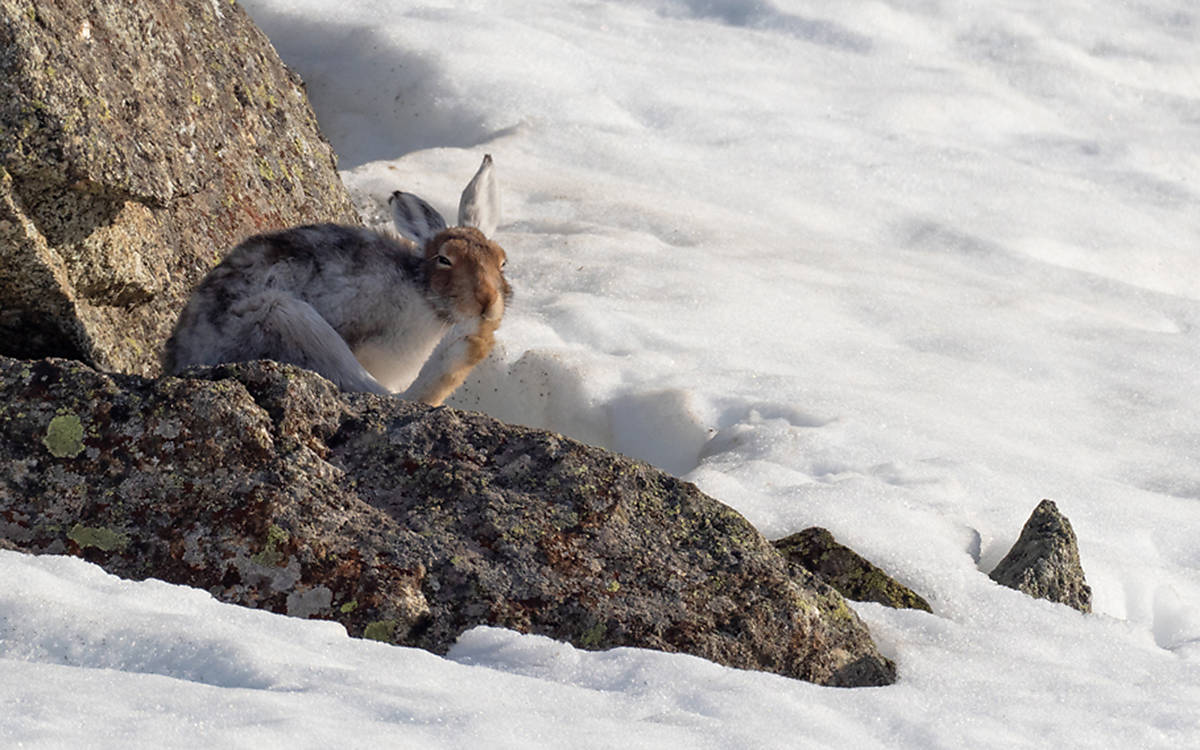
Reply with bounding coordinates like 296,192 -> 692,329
424,226 -> 510,321
389,155 -> 511,322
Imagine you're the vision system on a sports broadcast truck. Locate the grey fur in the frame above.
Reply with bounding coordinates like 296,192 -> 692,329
163,157 -> 507,399
164,225 -> 442,395
389,192 -> 448,246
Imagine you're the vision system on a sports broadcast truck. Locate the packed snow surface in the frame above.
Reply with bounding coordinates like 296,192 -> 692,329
3,1 -> 1199,747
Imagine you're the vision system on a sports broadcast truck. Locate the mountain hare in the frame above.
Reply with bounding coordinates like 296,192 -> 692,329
163,155 -> 511,406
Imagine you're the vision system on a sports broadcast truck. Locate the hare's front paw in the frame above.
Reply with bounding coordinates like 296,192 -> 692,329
402,317 -> 502,406
464,318 -> 500,365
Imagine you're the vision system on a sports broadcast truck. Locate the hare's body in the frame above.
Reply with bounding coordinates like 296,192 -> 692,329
165,225 -> 449,394
163,156 -> 509,405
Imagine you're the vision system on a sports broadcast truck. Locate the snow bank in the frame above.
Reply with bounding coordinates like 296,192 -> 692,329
4,0 -> 1199,746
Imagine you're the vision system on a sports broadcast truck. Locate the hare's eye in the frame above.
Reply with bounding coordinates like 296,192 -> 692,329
436,254 -> 453,267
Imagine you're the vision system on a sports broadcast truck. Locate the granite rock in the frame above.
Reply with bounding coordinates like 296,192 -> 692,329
0,355 -> 897,687
990,499 -> 1092,613
0,0 -> 359,375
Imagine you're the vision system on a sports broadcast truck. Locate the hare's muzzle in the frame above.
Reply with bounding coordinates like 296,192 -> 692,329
480,273 -> 512,322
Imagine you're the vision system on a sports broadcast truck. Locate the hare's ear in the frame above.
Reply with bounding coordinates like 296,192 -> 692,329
457,154 -> 500,237
389,191 -> 448,246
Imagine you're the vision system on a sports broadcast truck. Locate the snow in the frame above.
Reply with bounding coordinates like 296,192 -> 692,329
3,0 -> 1199,746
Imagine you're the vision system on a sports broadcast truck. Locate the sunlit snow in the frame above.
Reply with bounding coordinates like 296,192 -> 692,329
2,1 -> 1198,747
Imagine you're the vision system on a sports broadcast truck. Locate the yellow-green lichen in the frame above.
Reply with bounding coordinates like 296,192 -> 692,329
251,524 -> 289,567
43,414 -> 85,458
339,600 -> 358,614
579,621 -> 607,649
363,620 -> 397,643
256,157 -> 275,181
67,523 -> 128,552
826,596 -> 858,623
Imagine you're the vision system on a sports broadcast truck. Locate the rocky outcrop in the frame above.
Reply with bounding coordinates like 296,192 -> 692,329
775,527 -> 933,613
0,355 -> 896,687
0,0 -> 359,376
989,499 -> 1092,613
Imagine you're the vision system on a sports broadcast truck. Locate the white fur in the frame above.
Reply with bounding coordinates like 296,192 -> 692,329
235,290 -> 389,394
351,297 -> 448,392
457,154 -> 500,236
400,320 -> 474,401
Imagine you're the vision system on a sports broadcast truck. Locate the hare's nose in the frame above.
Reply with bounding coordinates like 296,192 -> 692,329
481,295 -> 503,321
480,283 -> 504,321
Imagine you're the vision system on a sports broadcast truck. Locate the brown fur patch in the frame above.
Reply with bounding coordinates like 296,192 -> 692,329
407,230 -> 509,405
424,228 -> 511,323
416,318 -> 502,406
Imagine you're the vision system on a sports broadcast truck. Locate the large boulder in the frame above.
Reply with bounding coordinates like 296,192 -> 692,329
0,355 -> 896,687
989,499 -> 1092,613
0,0 -> 359,376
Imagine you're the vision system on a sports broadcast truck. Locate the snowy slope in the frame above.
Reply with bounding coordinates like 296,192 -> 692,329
3,1 -> 1199,747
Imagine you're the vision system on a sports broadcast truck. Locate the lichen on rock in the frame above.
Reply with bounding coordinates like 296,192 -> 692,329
0,0 -> 360,375
251,524 -> 291,567
42,413 -> 85,458
0,355 -> 897,687
363,620 -> 399,643
774,527 -> 933,613
66,523 -> 127,552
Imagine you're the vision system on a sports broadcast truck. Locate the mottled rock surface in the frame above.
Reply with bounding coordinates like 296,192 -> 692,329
989,499 -> 1092,613
775,527 -> 933,613
0,355 -> 896,687
0,0 -> 359,376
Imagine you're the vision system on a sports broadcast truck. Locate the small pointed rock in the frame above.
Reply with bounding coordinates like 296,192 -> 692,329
989,499 -> 1092,613
774,527 -> 933,613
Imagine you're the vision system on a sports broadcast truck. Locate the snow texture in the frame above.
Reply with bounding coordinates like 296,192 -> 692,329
3,0 -> 1199,746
